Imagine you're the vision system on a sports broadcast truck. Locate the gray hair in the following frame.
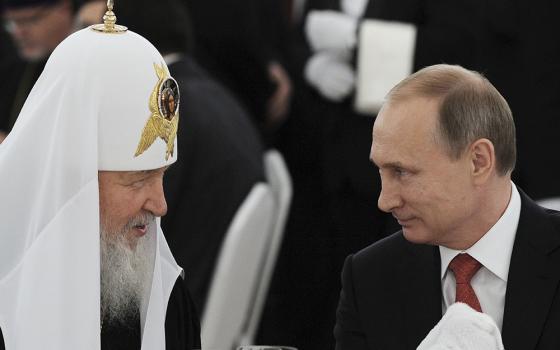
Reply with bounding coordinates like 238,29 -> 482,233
386,64 -> 516,176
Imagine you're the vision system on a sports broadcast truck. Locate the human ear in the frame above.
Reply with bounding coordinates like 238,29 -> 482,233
470,138 -> 495,184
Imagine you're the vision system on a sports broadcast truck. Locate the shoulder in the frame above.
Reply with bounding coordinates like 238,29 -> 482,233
516,188 -> 560,252
519,188 -> 560,231
351,231 -> 411,269
345,230 -> 438,282
167,277 -> 201,321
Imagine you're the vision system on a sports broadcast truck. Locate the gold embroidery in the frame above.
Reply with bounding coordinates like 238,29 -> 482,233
134,63 -> 179,160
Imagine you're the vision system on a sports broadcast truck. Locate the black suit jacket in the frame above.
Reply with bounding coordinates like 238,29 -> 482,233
335,189 -> 560,350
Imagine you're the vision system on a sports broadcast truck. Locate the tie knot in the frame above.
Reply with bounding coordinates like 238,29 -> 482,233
448,253 -> 482,284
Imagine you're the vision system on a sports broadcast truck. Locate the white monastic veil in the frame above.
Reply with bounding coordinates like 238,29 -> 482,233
0,28 -> 182,349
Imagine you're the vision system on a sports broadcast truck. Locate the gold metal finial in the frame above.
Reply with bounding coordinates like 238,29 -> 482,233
92,0 -> 127,34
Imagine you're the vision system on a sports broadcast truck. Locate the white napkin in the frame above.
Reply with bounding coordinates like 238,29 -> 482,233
417,303 -> 505,350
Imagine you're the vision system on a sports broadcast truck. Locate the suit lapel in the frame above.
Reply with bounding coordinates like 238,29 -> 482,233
399,243 -> 442,349
502,190 -> 560,350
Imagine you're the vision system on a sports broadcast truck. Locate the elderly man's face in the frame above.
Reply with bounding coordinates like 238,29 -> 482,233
98,167 -> 168,247
370,97 -> 477,249
3,1 -> 72,61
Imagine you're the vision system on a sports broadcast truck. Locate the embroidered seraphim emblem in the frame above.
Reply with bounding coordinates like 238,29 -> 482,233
134,63 -> 180,160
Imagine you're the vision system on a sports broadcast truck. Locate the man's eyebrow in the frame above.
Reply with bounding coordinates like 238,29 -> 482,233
131,170 -> 154,177
374,160 -> 411,170
384,161 -> 407,168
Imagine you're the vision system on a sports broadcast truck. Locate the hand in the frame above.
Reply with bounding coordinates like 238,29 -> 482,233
304,52 -> 355,102
0,131 -> 7,144
266,61 -> 293,127
305,10 -> 357,56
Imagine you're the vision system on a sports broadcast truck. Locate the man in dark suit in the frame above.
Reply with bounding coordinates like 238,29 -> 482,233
334,64 -> 560,350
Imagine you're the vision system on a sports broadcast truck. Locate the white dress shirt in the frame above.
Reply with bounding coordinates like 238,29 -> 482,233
439,182 -> 521,330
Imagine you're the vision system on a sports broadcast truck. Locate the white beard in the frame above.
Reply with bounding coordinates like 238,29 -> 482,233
100,214 -> 155,327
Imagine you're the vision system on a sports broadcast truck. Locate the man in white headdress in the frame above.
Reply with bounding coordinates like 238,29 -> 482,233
0,3 -> 200,349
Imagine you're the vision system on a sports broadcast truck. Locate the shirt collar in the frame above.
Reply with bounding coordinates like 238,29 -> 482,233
439,182 -> 521,281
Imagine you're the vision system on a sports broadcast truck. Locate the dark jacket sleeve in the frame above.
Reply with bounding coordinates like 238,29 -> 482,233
334,255 -> 369,350
165,277 -> 202,350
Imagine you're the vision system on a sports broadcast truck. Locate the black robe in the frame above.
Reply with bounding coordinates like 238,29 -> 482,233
0,277 -> 200,350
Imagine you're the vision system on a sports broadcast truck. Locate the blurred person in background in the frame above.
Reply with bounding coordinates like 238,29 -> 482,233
75,0 -> 267,315
0,0 -> 75,143
478,0 -> 560,203
183,0 -> 293,142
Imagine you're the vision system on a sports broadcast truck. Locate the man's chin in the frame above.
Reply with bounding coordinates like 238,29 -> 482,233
124,234 -> 141,250
100,226 -> 155,325
402,226 -> 432,245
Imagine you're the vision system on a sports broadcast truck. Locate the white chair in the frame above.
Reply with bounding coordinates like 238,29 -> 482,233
238,150 -> 293,346
202,150 -> 293,350
201,183 -> 275,350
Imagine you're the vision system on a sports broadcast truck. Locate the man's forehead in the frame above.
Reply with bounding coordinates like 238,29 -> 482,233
99,165 -> 170,178
371,98 -> 442,163
375,98 -> 439,136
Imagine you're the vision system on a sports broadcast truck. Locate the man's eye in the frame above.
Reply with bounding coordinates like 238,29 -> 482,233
128,179 -> 146,188
394,168 -> 408,177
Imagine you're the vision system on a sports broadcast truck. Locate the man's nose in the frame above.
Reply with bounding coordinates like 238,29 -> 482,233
377,181 -> 402,213
143,180 -> 168,217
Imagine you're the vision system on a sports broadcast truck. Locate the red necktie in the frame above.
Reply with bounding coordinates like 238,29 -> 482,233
448,253 -> 483,312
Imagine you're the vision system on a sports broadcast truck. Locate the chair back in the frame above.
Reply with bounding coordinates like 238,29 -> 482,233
239,150 -> 293,346
202,183 -> 275,350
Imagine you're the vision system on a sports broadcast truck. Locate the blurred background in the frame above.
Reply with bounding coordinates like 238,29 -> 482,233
1,0 -> 559,349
